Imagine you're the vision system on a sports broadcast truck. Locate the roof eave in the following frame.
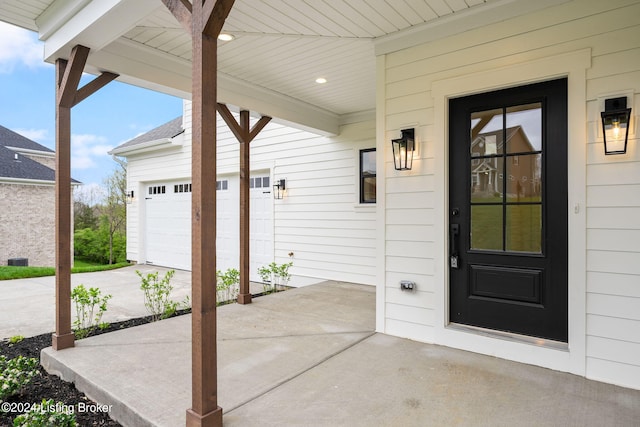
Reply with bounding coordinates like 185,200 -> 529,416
109,137 -> 182,156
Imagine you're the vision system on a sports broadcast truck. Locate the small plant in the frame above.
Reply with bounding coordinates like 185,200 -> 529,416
257,265 -> 271,284
137,269 -> 181,321
71,285 -> 112,339
8,336 -> 24,345
12,398 -> 77,426
216,268 -> 240,303
257,261 -> 293,293
0,355 -> 39,402
273,262 -> 293,287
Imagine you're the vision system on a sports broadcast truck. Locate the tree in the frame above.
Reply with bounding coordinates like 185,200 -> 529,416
73,185 -> 101,230
101,160 -> 127,264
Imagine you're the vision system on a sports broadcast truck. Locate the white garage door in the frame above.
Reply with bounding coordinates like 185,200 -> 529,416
145,182 -> 192,271
216,174 -> 274,281
144,176 -> 273,280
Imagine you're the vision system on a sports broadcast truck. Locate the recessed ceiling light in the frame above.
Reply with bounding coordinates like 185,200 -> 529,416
218,33 -> 235,41
315,77 -> 327,84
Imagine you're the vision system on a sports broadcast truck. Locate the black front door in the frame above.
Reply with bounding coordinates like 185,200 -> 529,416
449,79 -> 568,342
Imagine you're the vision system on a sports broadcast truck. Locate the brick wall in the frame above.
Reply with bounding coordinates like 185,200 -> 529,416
0,183 -> 56,266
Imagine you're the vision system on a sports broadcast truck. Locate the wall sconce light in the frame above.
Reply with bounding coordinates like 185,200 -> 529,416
392,128 -> 415,170
273,179 -> 286,200
126,190 -> 134,204
601,97 -> 632,155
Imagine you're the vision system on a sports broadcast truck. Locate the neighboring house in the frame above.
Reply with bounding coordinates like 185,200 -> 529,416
0,125 -> 76,266
4,0 -> 640,392
471,126 -> 540,199
110,106 -> 377,285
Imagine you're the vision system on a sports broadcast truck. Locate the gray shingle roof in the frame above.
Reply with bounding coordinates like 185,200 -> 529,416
0,125 -> 54,152
112,116 -> 183,151
0,124 -> 78,183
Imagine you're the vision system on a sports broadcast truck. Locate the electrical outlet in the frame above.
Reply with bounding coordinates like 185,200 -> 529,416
400,280 -> 415,291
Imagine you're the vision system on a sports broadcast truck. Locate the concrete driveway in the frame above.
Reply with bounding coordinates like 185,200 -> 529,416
0,265 -> 191,339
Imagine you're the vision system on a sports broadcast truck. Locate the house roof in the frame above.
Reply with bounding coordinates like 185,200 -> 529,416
471,126 -> 535,153
0,125 -> 54,153
111,116 -> 184,154
0,124 -> 78,183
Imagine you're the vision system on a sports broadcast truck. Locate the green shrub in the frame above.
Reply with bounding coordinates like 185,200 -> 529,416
73,217 -> 126,265
216,268 -> 240,303
71,285 -> 112,339
137,270 -> 182,321
257,261 -> 293,292
0,355 -> 38,402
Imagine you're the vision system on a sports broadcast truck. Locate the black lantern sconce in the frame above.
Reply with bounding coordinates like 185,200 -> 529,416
392,128 -> 415,170
601,97 -> 632,155
126,190 -> 134,204
273,179 -> 286,200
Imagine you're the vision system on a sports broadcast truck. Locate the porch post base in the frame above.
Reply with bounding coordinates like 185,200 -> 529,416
186,407 -> 223,427
52,332 -> 75,350
237,293 -> 252,304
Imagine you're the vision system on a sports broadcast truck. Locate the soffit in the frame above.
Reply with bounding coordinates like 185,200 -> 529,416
1,0 -> 566,133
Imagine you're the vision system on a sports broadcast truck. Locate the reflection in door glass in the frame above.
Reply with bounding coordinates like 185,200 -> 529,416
506,103 -> 542,153
506,205 -> 542,253
471,205 -> 503,251
470,108 -> 503,155
469,103 -> 544,253
506,153 -> 542,202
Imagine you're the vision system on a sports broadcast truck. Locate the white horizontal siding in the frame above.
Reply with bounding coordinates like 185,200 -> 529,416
381,0 -> 640,387
126,100 -> 376,285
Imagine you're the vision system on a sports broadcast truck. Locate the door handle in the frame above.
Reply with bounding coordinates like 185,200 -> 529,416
450,224 -> 460,269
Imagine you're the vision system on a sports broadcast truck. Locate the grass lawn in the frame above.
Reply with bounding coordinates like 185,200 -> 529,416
0,259 -> 130,280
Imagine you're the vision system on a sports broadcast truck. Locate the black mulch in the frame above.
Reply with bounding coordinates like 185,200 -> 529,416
0,310 -> 190,427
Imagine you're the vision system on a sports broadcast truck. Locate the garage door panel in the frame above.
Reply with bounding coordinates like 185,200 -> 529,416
145,175 -> 273,279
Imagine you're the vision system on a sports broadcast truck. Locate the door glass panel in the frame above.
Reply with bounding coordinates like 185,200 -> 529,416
506,153 -> 542,202
506,205 -> 542,253
506,103 -> 542,154
471,162 -> 503,202
471,205 -> 503,251
471,108 -> 504,155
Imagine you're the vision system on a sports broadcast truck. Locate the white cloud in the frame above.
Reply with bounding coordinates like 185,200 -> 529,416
71,134 -> 114,170
14,128 -> 48,143
0,22 -> 46,73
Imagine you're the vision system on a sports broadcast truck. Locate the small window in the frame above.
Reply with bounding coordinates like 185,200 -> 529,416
360,148 -> 376,204
216,180 -> 228,191
149,185 -> 165,195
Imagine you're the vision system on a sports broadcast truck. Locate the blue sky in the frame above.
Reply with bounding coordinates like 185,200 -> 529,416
0,22 -> 183,195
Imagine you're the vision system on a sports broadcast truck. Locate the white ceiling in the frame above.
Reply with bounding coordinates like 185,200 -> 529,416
0,0 -> 560,134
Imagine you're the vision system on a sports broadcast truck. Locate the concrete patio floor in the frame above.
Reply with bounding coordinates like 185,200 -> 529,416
42,281 -> 640,427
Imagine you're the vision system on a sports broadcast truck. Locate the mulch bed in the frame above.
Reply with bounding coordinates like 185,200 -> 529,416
0,310 -> 190,427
